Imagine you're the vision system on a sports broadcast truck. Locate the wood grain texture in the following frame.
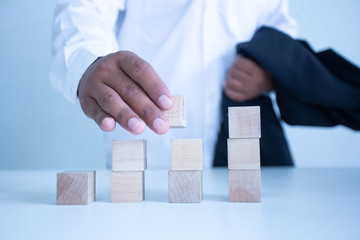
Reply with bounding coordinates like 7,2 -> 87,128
229,169 -> 261,202
112,140 -> 147,171
228,106 -> 261,139
228,138 -> 260,170
111,171 -> 144,203
171,139 -> 203,170
56,171 -> 95,205
163,95 -> 186,128
168,170 -> 202,203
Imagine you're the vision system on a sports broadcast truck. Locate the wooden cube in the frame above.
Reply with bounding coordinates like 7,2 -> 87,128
171,139 -> 203,170
111,171 -> 144,203
56,171 -> 95,205
229,169 -> 261,202
163,95 -> 186,128
112,140 -> 146,171
168,170 -> 202,203
228,138 -> 260,170
228,106 -> 261,139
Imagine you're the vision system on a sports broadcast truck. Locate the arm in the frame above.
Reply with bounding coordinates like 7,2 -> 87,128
50,0 -> 124,103
50,0 -> 173,135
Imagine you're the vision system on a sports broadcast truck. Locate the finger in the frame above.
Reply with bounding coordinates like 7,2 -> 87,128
234,55 -> 257,75
114,51 -> 174,110
92,85 -> 146,135
229,66 -> 252,84
226,75 -> 246,92
104,71 -> 170,135
224,83 -> 249,102
79,97 -> 116,132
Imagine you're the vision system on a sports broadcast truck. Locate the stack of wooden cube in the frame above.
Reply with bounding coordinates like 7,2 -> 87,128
111,140 -> 147,203
168,139 -> 203,203
164,95 -> 203,203
227,106 -> 262,202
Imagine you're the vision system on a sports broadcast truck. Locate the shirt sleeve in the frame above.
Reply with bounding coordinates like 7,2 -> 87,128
50,0 -> 126,103
258,0 -> 298,38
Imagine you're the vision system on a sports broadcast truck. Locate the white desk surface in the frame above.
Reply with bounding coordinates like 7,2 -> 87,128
0,168 -> 359,240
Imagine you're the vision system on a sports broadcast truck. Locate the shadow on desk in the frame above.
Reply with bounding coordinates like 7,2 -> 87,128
95,190 -> 170,203
146,191 -> 228,203
145,190 -> 168,203
87,191 -> 228,203
203,193 -> 228,202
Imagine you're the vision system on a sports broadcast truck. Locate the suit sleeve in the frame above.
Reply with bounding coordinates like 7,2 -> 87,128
236,27 -> 360,130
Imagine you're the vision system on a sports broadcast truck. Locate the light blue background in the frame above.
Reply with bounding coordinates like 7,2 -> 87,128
0,0 -> 359,169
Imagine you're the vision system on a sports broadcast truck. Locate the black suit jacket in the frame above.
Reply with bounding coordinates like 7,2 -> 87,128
213,26 -> 360,167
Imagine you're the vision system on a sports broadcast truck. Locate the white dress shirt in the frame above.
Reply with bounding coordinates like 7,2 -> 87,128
50,0 -> 297,168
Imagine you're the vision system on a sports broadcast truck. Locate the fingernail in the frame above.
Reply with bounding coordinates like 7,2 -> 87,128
128,117 -> 143,131
101,117 -> 110,127
101,117 -> 115,131
158,95 -> 173,110
153,117 -> 167,133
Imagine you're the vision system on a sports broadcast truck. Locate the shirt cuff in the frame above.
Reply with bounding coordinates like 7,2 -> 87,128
65,47 -> 108,103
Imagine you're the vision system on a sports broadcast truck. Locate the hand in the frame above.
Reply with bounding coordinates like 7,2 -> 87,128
78,51 -> 173,135
224,55 -> 274,102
